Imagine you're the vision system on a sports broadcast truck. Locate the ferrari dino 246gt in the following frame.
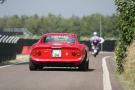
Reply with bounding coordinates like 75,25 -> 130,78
29,33 -> 90,71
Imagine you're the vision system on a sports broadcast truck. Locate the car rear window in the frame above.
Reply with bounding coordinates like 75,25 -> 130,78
43,35 -> 75,43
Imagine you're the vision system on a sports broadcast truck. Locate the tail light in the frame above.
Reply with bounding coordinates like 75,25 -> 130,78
72,52 -> 76,56
76,52 -> 81,56
72,51 -> 81,56
31,50 -> 41,56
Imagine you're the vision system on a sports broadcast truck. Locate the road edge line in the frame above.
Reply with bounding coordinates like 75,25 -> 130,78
102,56 -> 112,90
0,61 -> 28,69
0,65 -> 13,69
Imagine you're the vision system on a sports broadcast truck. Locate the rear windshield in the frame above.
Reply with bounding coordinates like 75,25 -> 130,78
43,35 -> 75,43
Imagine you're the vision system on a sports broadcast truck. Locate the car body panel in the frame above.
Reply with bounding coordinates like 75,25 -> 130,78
30,33 -> 89,67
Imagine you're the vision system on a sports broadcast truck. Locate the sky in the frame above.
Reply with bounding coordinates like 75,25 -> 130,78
0,0 -> 117,17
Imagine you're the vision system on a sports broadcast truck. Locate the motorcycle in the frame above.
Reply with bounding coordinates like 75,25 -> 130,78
91,40 -> 100,57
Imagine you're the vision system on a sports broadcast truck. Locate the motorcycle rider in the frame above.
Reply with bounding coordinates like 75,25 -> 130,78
90,32 -> 104,55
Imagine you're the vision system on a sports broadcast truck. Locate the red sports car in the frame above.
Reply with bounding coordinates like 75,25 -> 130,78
29,33 -> 90,71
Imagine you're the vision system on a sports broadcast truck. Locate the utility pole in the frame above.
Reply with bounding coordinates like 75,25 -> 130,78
100,16 -> 103,52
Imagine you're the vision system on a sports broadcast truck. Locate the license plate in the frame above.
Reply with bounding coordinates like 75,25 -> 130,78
52,49 -> 61,57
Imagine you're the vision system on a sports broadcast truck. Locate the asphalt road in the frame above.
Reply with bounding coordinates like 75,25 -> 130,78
0,52 -> 122,90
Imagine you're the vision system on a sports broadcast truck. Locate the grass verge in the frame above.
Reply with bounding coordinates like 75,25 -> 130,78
117,41 -> 135,90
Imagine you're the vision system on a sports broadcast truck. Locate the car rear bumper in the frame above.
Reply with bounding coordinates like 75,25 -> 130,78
30,57 -> 83,66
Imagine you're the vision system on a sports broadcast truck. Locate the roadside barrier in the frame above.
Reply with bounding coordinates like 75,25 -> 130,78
17,39 -> 38,54
21,46 -> 31,54
80,40 -> 116,51
102,40 -> 116,51
0,35 -> 19,63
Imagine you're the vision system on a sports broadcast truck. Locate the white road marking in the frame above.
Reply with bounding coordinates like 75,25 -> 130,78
0,65 -> 13,69
102,56 -> 112,90
0,61 -> 28,69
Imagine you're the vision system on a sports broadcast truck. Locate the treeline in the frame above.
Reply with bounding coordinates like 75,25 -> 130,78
0,14 -> 118,39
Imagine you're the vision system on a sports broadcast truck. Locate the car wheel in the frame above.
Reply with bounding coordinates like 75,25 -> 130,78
78,60 -> 89,71
94,54 -> 97,57
29,61 -> 37,71
85,60 -> 89,70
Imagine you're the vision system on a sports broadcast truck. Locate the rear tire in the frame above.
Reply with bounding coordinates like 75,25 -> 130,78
29,60 -> 37,71
78,54 -> 89,71
85,60 -> 89,70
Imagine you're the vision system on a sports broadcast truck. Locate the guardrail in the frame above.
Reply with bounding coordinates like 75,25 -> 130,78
0,35 -> 19,63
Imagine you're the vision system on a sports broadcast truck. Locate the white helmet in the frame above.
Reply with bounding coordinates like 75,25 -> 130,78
93,32 -> 97,35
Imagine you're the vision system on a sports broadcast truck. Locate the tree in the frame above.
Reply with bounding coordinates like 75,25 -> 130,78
6,15 -> 22,28
115,0 -> 135,73
0,17 -> 7,30
0,14 -> 118,39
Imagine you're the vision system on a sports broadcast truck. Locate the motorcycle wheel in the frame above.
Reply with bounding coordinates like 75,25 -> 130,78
94,54 -> 97,57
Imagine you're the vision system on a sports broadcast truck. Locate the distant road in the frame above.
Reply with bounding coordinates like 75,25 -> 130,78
0,52 -> 122,90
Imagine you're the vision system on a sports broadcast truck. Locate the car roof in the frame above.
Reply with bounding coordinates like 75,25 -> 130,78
42,33 -> 77,37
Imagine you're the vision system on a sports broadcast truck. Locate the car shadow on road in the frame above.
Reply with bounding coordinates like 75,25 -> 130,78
15,62 -> 95,72
35,67 -> 95,72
